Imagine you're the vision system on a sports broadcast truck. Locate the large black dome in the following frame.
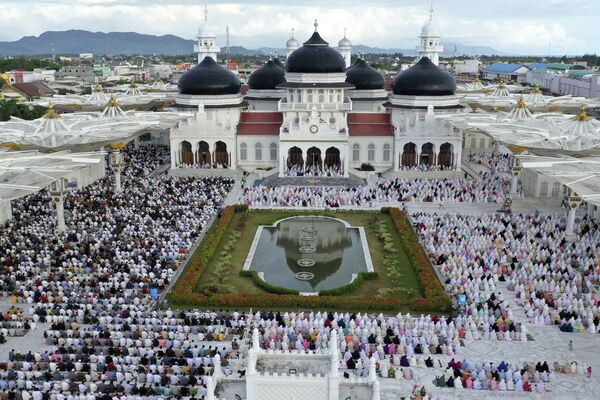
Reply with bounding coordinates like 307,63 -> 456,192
392,57 -> 456,96
345,59 -> 384,90
286,31 -> 346,73
248,60 -> 286,90
178,56 -> 241,95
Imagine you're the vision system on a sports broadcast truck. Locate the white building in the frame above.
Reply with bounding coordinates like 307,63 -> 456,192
169,21 -> 463,178
415,6 -> 444,66
337,29 -> 352,69
194,6 -> 220,63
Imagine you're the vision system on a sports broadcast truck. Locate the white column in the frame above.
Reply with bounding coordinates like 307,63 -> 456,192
566,194 -> 582,238
368,356 -> 377,383
0,200 -> 13,224
109,150 -> 124,193
510,158 -> 522,195
328,330 -> 340,400
49,178 -> 68,233
343,148 -> 350,178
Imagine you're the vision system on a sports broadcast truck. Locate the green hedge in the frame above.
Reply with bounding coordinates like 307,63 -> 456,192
319,272 -> 378,296
239,270 -> 299,295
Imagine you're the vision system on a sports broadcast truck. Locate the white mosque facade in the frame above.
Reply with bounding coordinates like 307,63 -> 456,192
170,15 -> 463,178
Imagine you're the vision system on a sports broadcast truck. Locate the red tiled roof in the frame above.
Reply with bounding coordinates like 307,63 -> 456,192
348,113 -> 394,136
239,112 -> 283,123
237,112 -> 283,135
347,113 -> 391,123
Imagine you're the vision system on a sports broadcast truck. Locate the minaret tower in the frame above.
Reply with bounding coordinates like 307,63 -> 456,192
338,28 -> 352,69
286,28 -> 300,59
194,5 -> 221,63
415,4 -> 444,66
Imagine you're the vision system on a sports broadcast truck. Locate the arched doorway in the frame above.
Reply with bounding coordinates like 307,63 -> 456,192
401,143 -> 416,166
180,141 -> 193,165
198,141 -> 211,166
420,143 -> 434,166
306,147 -> 322,175
214,141 -> 228,167
438,143 -> 453,168
287,147 -> 303,174
325,147 -> 341,176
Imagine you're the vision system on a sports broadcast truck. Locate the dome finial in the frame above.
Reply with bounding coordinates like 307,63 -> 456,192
429,2 -> 434,21
291,28 -> 295,38
204,3 -> 208,23
314,19 -> 318,32
344,27 -> 347,39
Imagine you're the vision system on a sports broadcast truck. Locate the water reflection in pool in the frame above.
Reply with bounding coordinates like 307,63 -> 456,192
247,216 -> 369,293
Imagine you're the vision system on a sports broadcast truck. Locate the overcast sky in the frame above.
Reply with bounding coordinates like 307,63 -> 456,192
3,0 -> 599,55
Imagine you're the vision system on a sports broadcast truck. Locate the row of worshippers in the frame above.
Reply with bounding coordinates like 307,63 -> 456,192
433,358 -> 562,392
242,174 -> 509,207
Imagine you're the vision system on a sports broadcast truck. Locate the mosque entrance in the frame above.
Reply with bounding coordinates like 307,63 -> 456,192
197,141 -> 211,165
306,147 -> 322,170
180,141 -> 194,165
438,142 -> 453,167
288,147 -> 303,168
325,147 -> 340,167
420,143 -> 434,165
401,142 -> 417,166
214,141 -> 228,167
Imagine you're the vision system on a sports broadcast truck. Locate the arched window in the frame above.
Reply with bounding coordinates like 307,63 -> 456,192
270,143 -> 277,161
368,143 -> 375,162
551,181 -> 561,196
240,143 -> 247,161
255,142 -> 263,161
352,143 -> 360,162
540,181 -> 549,197
383,143 -> 391,162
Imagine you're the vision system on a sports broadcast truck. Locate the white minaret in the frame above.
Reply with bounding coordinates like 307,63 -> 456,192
194,5 -> 221,63
286,28 -> 299,59
338,28 -> 352,69
415,4 -> 444,66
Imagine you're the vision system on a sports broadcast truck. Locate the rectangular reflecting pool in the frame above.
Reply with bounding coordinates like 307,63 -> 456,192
245,216 -> 373,293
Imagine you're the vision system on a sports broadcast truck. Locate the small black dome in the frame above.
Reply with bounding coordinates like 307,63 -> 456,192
248,60 -> 286,90
286,31 -> 346,73
178,56 -> 241,95
346,59 -> 384,90
272,58 -> 285,69
392,57 -> 456,96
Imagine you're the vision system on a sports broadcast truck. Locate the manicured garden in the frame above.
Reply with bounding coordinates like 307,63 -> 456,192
166,206 -> 452,313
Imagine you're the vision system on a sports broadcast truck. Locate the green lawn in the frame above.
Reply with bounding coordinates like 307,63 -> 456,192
193,210 -> 423,298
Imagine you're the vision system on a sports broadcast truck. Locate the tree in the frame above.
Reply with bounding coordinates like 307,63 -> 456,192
0,99 -> 47,122
0,76 -> 5,90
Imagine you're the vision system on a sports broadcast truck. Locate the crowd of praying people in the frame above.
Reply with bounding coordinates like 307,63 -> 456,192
468,152 -> 512,175
413,212 -> 600,335
285,164 -> 344,177
0,144 -> 596,399
243,174 -> 509,207
177,162 -> 228,169
397,164 -> 454,172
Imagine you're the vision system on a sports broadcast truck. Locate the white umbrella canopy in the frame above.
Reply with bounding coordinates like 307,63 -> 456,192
0,150 -> 105,201
0,100 -> 192,151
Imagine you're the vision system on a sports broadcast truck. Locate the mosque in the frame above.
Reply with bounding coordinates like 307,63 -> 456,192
169,9 -> 464,178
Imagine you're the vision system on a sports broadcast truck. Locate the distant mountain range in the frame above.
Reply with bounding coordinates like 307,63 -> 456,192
0,30 -> 503,57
